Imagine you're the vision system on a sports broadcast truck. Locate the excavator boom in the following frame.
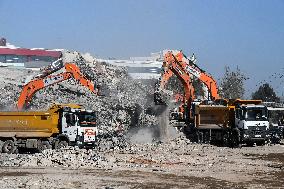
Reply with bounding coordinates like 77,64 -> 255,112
17,63 -> 99,110
155,51 -> 195,105
156,50 -> 220,104
173,51 -> 220,100
155,50 -> 221,121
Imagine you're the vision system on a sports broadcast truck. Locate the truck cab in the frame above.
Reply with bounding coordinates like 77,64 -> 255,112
235,105 -> 269,144
267,107 -> 284,143
61,106 -> 98,148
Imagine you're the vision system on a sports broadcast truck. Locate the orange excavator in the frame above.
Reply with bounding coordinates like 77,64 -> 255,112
176,51 -> 219,100
154,50 -> 220,122
156,50 -> 219,102
155,50 -> 272,146
17,61 -> 100,110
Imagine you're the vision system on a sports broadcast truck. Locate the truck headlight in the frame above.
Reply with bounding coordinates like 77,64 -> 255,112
244,134 -> 250,138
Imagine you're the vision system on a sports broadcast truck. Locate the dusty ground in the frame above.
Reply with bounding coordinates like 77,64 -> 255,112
0,142 -> 283,189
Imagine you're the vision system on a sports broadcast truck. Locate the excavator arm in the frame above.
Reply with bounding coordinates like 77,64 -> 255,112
155,52 -> 195,105
155,50 -> 221,122
154,51 -> 195,121
163,51 -> 195,104
17,63 -> 99,110
156,50 -> 219,104
174,51 -> 220,100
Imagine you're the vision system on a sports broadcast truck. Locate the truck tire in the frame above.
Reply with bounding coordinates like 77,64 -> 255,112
197,131 -> 204,144
2,140 -> 17,154
38,141 -> 52,152
57,140 -> 68,149
256,140 -> 265,146
222,131 -> 230,147
0,140 -> 3,153
231,128 -> 241,148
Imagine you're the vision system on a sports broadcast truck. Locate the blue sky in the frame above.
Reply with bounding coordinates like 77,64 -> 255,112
1,0 -> 284,97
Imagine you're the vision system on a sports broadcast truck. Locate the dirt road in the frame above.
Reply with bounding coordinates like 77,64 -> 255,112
0,143 -> 283,189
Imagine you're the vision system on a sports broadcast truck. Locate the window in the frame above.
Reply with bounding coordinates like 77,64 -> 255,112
246,108 -> 268,121
77,112 -> 96,127
0,55 -> 5,63
5,55 -> 15,63
17,55 -> 28,63
30,56 -> 56,62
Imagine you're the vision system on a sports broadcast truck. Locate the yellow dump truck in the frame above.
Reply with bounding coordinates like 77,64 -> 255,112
0,104 -> 98,153
186,99 -> 269,146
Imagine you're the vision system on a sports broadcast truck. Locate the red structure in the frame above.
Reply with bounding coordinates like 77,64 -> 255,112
0,38 -> 62,68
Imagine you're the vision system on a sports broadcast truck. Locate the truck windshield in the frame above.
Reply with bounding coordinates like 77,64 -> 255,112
77,112 -> 96,127
245,108 -> 268,121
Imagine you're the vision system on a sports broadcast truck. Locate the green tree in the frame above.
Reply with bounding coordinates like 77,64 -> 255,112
252,83 -> 280,102
219,66 -> 247,99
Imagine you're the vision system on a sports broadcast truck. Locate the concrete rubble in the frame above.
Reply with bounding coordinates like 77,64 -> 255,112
0,136 -> 283,188
0,135 -> 189,168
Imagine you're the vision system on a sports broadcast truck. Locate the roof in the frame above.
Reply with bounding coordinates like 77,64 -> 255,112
0,47 -> 61,57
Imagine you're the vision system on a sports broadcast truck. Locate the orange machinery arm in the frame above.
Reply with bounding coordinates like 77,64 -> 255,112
154,51 -> 195,120
17,63 -> 99,110
174,51 -> 220,100
162,51 -> 195,105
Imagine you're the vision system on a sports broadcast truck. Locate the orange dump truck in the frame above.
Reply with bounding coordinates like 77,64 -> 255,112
0,104 -> 98,153
190,99 -> 269,146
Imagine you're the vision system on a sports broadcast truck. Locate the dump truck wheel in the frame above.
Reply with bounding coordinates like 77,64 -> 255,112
222,131 -> 230,147
58,141 -> 68,149
38,141 -> 52,152
0,141 -> 3,153
231,128 -> 241,148
256,140 -> 265,146
2,140 -> 17,154
197,132 -> 204,143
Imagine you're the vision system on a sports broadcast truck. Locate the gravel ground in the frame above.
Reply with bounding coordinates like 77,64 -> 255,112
0,140 -> 283,188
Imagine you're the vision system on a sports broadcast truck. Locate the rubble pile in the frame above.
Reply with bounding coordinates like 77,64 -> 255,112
0,148 -> 107,168
0,68 -> 33,110
0,135 -> 193,168
0,50 -> 160,140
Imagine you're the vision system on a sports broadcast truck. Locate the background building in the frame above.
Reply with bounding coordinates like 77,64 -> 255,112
0,37 -> 62,69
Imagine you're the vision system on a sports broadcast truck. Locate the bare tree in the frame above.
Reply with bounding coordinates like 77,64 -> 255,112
219,66 -> 247,99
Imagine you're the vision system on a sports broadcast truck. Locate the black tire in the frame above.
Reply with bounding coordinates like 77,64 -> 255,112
57,140 -> 68,149
187,127 -> 199,143
256,140 -> 265,146
38,141 -> 52,152
203,132 -> 210,144
197,131 -> 204,144
0,140 -> 4,153
2,140 -> 17,154
222,131 -> 230,147
231,128 -> 241,148
246,141 -> 254,147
